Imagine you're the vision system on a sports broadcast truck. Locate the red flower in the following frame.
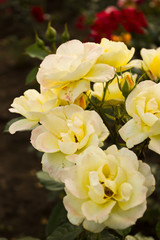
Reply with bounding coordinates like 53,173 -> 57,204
0,0 -> 6,3
31,6 -> 45,22
90,7 -> 122,42
75,15 -> 85,30
121,8 -> 148,34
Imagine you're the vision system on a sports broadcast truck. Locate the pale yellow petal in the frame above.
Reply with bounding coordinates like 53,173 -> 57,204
9,119 -> 37,134
82,200 -> 116,224
84,64 -> 115,82
42,152 -> 73,181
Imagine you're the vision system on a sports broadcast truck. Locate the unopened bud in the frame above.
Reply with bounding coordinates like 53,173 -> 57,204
120,74 -> 135,98
62,24 -> 70,43
74,93 -> 88,109
46,22 -> 57,43
35,33 -> 45,48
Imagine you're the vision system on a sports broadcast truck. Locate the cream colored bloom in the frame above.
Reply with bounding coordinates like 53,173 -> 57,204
141,47 -> 160,80
97,38 -> 135,71
62,145 -> 155,233
37,39 -> 115,103
52,80 -> 90,106
125,233 -> 154,240
31,104 -> 109,155
119,80 -> 160,154
9,89 -> 58,134
92,72 -> 137,104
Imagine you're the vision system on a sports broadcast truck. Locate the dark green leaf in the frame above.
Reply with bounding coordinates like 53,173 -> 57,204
46,201 -> 67,236
116,227 -> 131,238
0,238 -> 8,240
100,229 -> 121,240
4,117 -> 24,133
36,171 -> 64,191
25,67 -> 39,85
156,221 -> 160,239
25,43 -> 48,60
47,222 -> 83,240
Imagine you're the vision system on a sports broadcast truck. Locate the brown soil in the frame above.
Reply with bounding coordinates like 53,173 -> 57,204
0,41 -> 53,240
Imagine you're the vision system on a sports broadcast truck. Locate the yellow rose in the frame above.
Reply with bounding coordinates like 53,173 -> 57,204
97,38 -> 135,71
62,145 -> 155,232
9,89 -> 58,134
37,39 -> 115,103
31,104 -> 109,155
119,80 -> 160,154
92,72 -> 137,104
125,233 -> 154,240
52,79 -> 90,106
141,47 -> 160,80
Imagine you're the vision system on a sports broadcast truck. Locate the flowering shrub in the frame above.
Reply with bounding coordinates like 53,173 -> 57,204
7,26 -> 160,239
89,6 -> 148,43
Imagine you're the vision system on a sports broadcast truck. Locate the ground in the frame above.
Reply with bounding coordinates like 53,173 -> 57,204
0,40 -> 53,240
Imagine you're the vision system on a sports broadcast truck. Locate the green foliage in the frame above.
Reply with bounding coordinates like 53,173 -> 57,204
36,171 -> 64,191
25,43 -> 48,60
86,229 -> 121,240
46,201 -> 67,236
25,67 -> 39,85
156,221 -> 160,239
47,222 -> 83,240
4,117 -> 24,133
116,227 -> 131,238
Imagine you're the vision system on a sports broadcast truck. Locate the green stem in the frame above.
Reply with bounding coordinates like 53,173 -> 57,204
99,108 -> 115,141
52,42 -> 57,53
101,82 -> 108,104
96,232 -> 101,240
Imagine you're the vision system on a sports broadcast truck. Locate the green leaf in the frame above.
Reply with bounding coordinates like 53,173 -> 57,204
46,201 -> 67,236
18,237 -> 40,240
156,221 -> 160,239
86,229 -> 121,240
4,117 -> 24,133
116,227 -> 131,238
0,238 -> 8,240
25,67 -> 39,85
25,43 -> 48,60
47,222 -> 83,240
100,229 -> 121,240
36,171 -> 64,191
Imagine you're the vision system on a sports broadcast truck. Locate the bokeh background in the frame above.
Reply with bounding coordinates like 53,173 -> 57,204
1,0 -> 160,239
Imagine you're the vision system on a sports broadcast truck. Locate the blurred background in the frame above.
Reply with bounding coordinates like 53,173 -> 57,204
1,0 -> 160,239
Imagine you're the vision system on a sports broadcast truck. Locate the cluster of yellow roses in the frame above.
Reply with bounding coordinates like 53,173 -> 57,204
9,38 -> 160,233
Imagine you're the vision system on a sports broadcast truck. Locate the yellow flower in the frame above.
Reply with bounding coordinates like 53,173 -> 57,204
141,47 -> 160,80
119,80 -> 160,154
31,104 -> 109,155
97,38 -> 135,71
62,145 -> 155,232
92,72 -> 137,104
52,79 -> 90,106
125,233 -> 154,240
9,89 -> 58,134
37,39 -> 115,103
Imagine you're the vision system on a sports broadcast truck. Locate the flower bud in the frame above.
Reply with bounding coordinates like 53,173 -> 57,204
120,74 -> 135,98
35,33 -> 45,48
74,93 -> 88,109
61,24 -> 70,43
46,22 -> 57,43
